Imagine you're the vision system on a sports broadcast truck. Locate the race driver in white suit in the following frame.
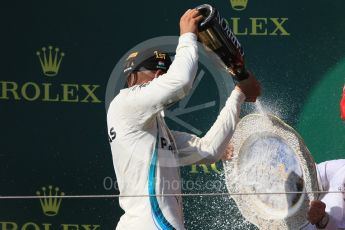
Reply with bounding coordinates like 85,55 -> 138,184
107,9 -> 261,230
305,159 -> 345,229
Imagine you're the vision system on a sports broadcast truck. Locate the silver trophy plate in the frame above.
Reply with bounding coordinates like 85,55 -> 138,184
223,114 -> 319,229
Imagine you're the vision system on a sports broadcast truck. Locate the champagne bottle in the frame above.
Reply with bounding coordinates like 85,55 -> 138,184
196,4 -> 249,81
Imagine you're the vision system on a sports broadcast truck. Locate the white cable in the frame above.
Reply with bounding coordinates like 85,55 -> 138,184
0,190 -> 343,199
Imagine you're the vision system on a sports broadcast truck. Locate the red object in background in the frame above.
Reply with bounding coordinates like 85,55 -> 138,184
341,85 -> 345,120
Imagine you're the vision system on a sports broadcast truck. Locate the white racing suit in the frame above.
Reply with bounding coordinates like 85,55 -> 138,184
304,160 -> 345,230
107,33 -> 245,230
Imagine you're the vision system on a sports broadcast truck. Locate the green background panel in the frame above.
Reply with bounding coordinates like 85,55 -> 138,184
0,0 -> 344,229
297,58 -> 345,162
